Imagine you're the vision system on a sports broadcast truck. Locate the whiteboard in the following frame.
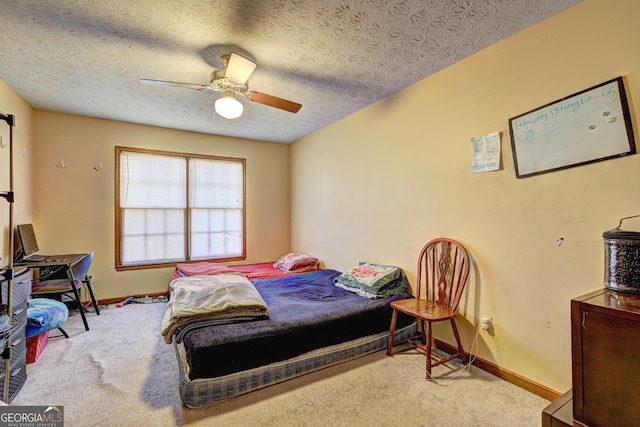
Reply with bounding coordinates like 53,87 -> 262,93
509,77 -> 635,178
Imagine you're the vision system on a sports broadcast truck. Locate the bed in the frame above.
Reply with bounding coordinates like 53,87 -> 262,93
164,257 -> 416,408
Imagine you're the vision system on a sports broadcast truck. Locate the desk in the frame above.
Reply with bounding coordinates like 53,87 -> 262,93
15,253 -> 99,331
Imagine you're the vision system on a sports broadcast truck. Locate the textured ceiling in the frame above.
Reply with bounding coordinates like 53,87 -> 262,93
0,0 -> 580,144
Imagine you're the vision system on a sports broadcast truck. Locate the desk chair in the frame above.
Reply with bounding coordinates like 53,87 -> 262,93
387,238 -> 470,379
31,252 -> 99,331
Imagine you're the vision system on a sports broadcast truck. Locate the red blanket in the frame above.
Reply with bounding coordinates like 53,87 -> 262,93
170,261 -> 319,282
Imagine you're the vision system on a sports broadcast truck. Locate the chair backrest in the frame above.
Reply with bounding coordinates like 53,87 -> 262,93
416,238 -> 470,311
71,252 -> 94,283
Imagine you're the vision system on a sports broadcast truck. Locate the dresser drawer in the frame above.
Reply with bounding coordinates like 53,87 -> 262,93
11,270 -> 31,306
10,300 -> 27,328
8,325 -> 27,366
1,268 -> 31,307
0,350 -> 27,403
0,325 -> 26,366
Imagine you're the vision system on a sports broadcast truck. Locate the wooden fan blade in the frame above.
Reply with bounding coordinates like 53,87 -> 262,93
225,53 -> 257,85
140,79 -> 208,90
248,92 -> 302,113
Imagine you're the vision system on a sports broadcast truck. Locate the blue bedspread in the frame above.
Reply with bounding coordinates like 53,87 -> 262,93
176,269 -> 414,380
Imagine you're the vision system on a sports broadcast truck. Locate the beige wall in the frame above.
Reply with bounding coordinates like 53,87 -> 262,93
0,80 -> 35,264
291,0 -> 640,393
29,111 -> 291,300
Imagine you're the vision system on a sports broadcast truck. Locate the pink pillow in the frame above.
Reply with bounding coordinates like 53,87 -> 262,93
273,253 -> 319,272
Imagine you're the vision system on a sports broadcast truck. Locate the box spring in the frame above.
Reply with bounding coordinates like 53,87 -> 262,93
174,321 -> 416,408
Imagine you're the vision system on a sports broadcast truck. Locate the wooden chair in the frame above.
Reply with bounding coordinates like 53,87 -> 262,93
386,238 -> 470,379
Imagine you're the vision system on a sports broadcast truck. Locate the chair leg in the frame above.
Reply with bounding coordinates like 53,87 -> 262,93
386,308 -> 398,356
425,321 -> 433,379
69,284 -> 90,331
58,327 -> 69,338
85,278 -> 100,315
450,318 -> 467,364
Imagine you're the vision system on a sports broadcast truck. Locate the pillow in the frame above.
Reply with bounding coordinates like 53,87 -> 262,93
334,262 -> 408,299
26,298 -> 69,338
273,253 -> 319,272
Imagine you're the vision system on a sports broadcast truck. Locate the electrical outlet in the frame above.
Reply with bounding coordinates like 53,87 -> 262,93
480,315 -> 492,331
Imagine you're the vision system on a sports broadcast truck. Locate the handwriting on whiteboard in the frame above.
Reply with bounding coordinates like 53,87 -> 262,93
511,83 -> 619,143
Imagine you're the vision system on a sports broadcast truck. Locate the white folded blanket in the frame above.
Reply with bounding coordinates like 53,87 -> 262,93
161,273 -> 268,344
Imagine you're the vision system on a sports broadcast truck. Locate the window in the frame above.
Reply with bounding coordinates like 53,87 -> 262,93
115,147 -> 245,269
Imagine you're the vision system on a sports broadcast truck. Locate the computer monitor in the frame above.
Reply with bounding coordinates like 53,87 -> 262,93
16,223 -> 40,259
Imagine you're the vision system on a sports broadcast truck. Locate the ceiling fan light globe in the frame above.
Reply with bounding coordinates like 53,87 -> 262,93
215,95 -> 243,119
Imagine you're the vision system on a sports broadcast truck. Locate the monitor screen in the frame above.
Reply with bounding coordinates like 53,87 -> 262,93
16,223 -> 39,257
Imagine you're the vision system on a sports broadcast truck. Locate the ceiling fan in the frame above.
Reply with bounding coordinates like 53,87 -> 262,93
140,53 -> 302,119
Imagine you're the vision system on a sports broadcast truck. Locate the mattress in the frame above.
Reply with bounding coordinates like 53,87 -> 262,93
172,268 -> 415,407
175,269 -> 414,379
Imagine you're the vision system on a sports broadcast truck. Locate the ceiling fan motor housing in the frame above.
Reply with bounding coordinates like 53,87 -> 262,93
209,70 -> 248,95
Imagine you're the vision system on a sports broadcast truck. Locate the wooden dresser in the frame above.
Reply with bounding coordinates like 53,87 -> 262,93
542,389 -> 573,427
570,288 -> 640,427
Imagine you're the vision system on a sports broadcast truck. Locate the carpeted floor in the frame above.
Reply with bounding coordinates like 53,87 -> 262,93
12,302 -> 550,426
